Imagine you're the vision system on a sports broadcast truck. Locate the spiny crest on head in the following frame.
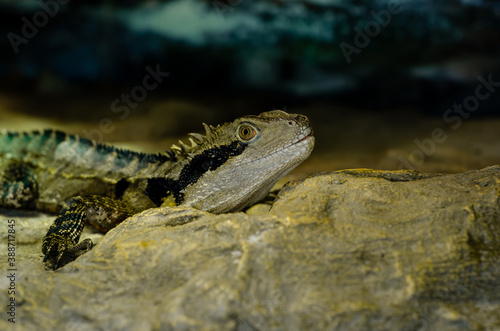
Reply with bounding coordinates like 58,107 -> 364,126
168,122 -> 216,157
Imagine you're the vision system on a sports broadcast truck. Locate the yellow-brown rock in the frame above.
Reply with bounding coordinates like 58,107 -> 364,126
1,167 -> 500,330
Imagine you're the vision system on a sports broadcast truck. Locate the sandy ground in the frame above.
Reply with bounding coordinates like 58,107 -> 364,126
1,92 -> 499,180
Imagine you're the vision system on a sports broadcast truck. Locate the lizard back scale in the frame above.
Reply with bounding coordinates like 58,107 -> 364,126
0,110 -> 315,269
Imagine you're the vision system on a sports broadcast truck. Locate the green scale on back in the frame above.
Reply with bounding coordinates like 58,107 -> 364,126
0,110 -> 314,269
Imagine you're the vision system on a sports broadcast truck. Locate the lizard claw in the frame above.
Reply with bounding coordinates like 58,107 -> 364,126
42,234 -> 93,270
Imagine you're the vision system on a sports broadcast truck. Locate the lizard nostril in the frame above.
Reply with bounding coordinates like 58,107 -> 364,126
296,115 -> 309,126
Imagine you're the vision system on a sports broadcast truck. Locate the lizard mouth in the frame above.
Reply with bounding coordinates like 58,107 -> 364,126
294,129 -> 314,145
237,129 -> 314,166
238,127 -> 314,166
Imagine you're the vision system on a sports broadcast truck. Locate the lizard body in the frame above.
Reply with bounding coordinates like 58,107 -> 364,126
0,110 -> 314,269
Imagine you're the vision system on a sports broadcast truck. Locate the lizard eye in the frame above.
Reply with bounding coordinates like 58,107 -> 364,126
237,124 -> 258,142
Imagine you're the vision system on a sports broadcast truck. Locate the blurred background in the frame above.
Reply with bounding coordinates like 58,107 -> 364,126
1,0 -> 500,176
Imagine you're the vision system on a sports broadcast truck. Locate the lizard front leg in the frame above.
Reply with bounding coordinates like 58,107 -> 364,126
42,195 -> 138,270
0,160 -> 38,209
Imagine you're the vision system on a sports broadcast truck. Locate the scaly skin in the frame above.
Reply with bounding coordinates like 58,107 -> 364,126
0,110 -> 315,269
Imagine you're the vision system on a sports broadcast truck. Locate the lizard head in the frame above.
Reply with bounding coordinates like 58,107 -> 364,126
175,110 -> 315,213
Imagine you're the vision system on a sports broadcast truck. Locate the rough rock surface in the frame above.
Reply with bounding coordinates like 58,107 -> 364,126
1,167 -> 500,330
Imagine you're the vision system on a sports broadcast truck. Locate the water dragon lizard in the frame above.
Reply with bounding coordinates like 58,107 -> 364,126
0,110 -> 314,269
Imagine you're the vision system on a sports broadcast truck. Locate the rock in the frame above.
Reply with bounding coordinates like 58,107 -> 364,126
1,167 -> 500,330
5,1 -> 500,102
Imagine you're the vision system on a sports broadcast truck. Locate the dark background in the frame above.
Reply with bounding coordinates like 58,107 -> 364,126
1,0 -> 500,174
